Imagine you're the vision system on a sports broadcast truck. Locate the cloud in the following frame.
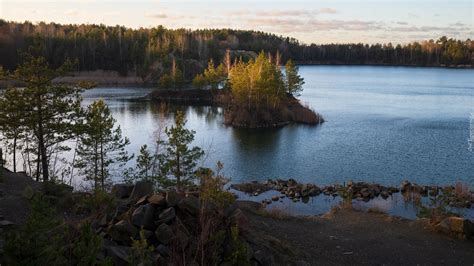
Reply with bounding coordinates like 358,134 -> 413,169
145,12 -> 167,19
396,21 -> 408,25
64,10 -> 78,16
317,8 -> 338,14
255,10 -> 311,17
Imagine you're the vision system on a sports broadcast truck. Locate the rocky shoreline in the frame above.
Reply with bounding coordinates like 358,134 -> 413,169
231,179 -> 474,209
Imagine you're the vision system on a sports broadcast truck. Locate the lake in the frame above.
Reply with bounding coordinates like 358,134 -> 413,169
82,65 -> 474,188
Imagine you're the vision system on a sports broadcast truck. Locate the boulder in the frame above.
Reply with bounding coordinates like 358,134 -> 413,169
155,223 -> 175,245
148,194 -> 166,206
435,217 -> 473,239
131,203 -> 155,230
156,244 -> 171,257
108,220 -> 138,244
111,184 -> 134,199
178,195 -> 200,215
129,180 -> 154,200
158,207 -> 176,224
230,208 -> 249,233
105,245 -> 130,266
166,190 -> 182,207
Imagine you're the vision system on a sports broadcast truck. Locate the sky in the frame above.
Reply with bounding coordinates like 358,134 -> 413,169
0,0 -> 472,44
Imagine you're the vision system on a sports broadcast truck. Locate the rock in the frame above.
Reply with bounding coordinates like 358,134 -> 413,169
380,191 -> 389,199
155,223 -> 175,245
435,217 -> 473,239
148,194 -> 166,206
229,208 -> 249,233
271,196 -> 279,201
178,195 -> 200,215
105,245 -> 130,266
156,244 -> 171,257
166,190 -> 182,207
131,203 -> 155,230
22,185 -> 35,200
129,180 -> 154,200
0,220 -> 15,228
158,207 -> 176,224
111,184 -> 134,199
135,195 -> 148,205
108,220 -> 138,244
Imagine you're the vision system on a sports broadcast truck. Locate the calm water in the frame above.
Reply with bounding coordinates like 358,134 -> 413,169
82,66 -> 474,187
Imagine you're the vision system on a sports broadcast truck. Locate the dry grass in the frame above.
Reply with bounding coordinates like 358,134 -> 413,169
258,207 -> 294,219
454,182 -> 471,199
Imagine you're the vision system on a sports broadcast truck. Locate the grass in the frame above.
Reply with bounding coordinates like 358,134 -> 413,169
257,207 -> 293,219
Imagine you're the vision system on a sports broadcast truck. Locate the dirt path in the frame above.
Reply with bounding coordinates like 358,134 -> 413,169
243,204 -> 474,265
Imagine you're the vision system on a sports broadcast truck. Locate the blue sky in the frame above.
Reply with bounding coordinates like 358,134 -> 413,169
1,0 -> 472,44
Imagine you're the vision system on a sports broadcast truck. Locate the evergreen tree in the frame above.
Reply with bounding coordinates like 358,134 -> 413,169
158,111 -> 204,191
285,59 -> 305,96
1,45 -> 88,181
136,144 -> 154,181
0,88 -> 25,172
75,99 -> 132,191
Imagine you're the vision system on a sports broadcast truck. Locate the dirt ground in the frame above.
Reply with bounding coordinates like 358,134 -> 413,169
241,202 -> 474,265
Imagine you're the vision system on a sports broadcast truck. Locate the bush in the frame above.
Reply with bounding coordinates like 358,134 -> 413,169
4,194 -> 67,265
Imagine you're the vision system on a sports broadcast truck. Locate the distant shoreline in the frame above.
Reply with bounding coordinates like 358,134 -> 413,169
1,64 -> 472,89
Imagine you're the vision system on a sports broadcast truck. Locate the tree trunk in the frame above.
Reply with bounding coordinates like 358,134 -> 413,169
12,137 -> 17,172
100,142 -> 104,190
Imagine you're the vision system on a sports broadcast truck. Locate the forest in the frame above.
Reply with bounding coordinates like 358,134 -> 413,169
0,20 -> 472,82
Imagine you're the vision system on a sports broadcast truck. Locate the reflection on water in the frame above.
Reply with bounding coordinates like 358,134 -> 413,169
3,66 -> 474,190
232,189 -> 474,220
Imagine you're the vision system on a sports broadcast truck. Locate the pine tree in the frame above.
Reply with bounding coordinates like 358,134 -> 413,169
285,59 -> 305,97
0,88 -> 25,172
158,111 -> 204,191
136,144 -> 154,181
75,99 -> 132,191
2,45 -> 88,181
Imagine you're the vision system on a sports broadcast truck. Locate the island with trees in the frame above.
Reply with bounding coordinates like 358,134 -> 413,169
149,51 -> 324,128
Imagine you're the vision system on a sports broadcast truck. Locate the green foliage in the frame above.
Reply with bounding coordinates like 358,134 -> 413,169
192,73 -> 207,89
159,58 -> 184,89
0,45 -> 88,181
70,222 -> 112,266
4,194 -> 67,265
1,21 -> 471,76
158,111 -> 204,191
129,228 -> 155,266
199,162 -> 235,209
229,52 -> 286,107
226,226 -> 250,265
75,99 -> 132,191
79,188 -> 116,213
285,59 -> 305,96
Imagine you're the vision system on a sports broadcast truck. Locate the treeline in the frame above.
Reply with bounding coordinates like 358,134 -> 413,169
0,20 -> 472,80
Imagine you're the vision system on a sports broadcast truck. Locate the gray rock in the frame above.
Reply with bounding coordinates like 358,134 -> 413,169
178,195 -> 200,215
156,244 -> 171,257
131,203 -> 155,230
155,223 -> 175,245
166,190 -> 183,207
158,207 -> 176,224
129,180 -> 154,200
108,220 -> 138,244
0,220 -> 15,228
105,245 -> 130,266
111,184 -> 134,199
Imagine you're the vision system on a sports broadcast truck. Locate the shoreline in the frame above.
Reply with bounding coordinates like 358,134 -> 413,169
147,89 -> 325,128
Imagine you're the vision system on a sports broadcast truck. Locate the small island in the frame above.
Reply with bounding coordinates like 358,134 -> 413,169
148,52 -> 324,128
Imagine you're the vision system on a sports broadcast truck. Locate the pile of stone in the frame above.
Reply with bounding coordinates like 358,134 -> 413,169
233,179 -> 474,208
95,181 -> 295,265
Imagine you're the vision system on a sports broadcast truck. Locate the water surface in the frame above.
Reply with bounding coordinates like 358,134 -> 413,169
82,66 -> 474,187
